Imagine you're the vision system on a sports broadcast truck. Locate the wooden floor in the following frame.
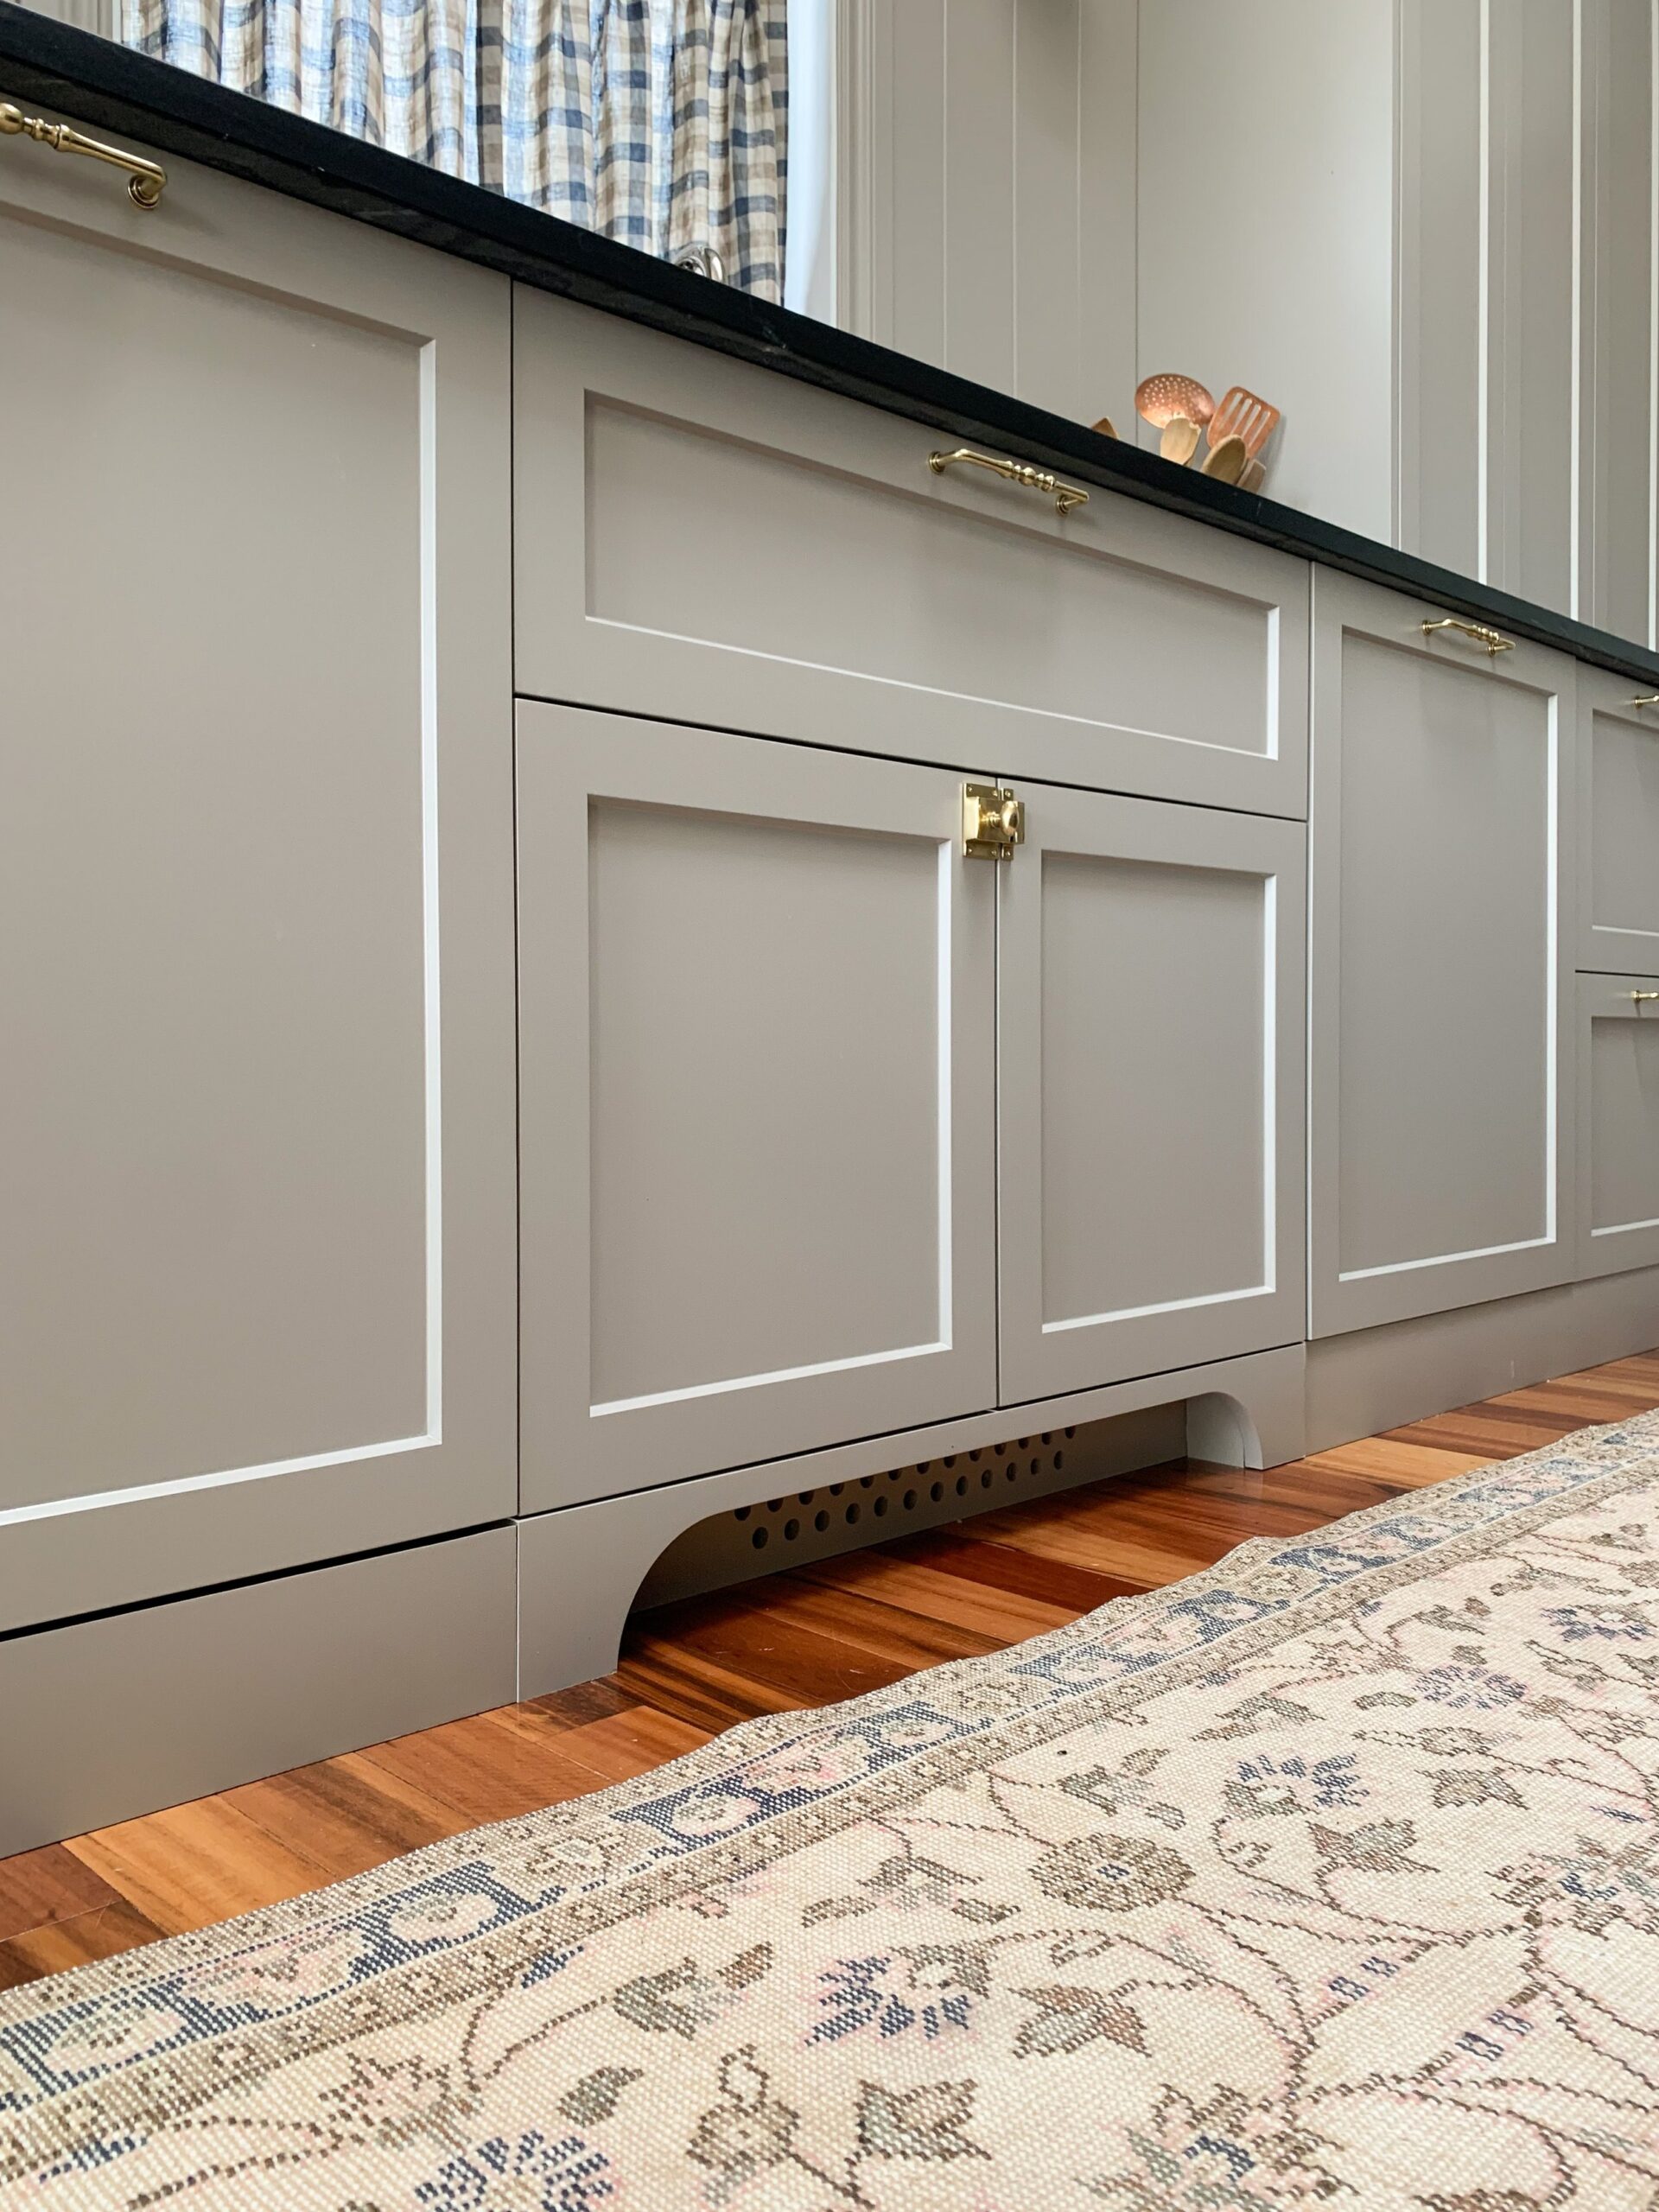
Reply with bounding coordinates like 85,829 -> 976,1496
3,1350 -> 1657,1992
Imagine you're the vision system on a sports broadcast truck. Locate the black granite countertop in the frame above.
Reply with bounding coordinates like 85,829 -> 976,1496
8,0 -> 1659,688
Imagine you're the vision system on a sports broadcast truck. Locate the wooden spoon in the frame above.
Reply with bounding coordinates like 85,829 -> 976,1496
1237,456 -> 1266,493
1160,415 -> 1201,466
1200,434 -> 1249,485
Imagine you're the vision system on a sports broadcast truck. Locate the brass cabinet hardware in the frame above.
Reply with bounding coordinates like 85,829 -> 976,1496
962,783 -> 1026,861
1630,694 -> 1659,710
929,447 -> 1090,516
0,100 -> 166,207
1420,615 -> 1516,657
1631,990 -> 1659,1007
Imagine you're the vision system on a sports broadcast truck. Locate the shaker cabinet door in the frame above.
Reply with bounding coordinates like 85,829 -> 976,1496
1577,669 -> 1659,976
996,787 -> 1306,1402
1576,975 -> 1659,1280
1308,573 -> 1576,1336
517,706 -> 997,1509
0,121 -> 516,1630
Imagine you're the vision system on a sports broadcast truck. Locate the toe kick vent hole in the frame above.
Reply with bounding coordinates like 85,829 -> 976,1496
632,1400 -> 1189,1611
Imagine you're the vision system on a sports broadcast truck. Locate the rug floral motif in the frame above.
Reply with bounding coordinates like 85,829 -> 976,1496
5,1411 -> 1659,2209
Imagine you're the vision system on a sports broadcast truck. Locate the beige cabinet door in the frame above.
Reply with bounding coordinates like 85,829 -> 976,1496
996,788 -> 1306,1402
517,705 -> 997,1509
1577,670 -> 1659,976
1577,974 -> 1659,1280
514,296 -> 1310,818
0,115 -> 516,1631
1309,572 -> 1577,1336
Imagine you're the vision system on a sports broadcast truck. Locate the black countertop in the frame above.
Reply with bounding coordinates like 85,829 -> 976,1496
8,0 -> 1659,689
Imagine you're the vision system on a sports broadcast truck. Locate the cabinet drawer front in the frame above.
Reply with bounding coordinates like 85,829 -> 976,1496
997,791 -> 1306,1401
514,297 -> 1309,817
0,127 -> 515,1630
1309,573 -> 1577,1336
1577,973 -> 1659,1279
517,706 -> 996,1508
1578,670 -> 1659,972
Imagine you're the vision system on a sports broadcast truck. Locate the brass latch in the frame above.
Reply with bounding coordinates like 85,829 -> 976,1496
963,783 -> 1026,861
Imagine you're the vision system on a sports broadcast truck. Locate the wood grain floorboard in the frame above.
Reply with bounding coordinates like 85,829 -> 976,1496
2,1349 -> 1655,1988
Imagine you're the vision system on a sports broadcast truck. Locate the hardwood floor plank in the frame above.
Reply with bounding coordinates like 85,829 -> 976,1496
223,1757 -> 469,1881
530,1681 -> 639,1731
609,1643 -> 799,1737
789,1548 -> 1079,1641
881,1529 -> 1148,1614
67,1802 -> 334,1936
623,1592 -> 913,1708
756,1576 -> 1007,1668
541,1706 -> 712,1785
0,1842 -> 119,1947
0,1899 -> 167,1991
357,1710 -> 616,1826
1295,1438 -> 1488,1488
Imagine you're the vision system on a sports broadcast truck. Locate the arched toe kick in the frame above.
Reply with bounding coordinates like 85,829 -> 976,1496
517,1343 -> 1306,1697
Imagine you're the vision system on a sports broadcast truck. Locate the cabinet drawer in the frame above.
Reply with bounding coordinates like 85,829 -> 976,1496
1577,972 -> 1659,1279
1578,668 -> 1659,972
514,296 -> 1309,817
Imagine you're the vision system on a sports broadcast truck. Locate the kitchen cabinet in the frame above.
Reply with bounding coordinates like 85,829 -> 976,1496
0,118 -> 517,1632
996,787 -> 1306,1401
1309,573 -> 1577,1337
516,704 -> 999,1509
517,703 -> 1306,1506
1576,974 -> 1659,1280
513,298 -> 1311,820
1577,667 -> 1659,976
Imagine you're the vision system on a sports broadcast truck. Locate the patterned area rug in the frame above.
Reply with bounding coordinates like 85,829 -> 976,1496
5,1415 -> 1659,2209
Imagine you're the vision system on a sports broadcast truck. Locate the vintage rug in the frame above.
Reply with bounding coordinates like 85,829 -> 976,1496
5,1414 -> 1659,2209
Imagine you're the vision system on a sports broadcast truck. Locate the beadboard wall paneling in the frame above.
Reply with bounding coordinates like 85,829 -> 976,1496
1399,0 -> 1659,634
839,0 -> 1138,439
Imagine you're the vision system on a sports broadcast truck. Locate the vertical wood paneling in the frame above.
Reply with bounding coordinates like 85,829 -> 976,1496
1012,0 -> 1083,418
1396,0 -> 1484,573
943,0 -> 1016,391
1578,0 -> 1656,640
884,0 -> 947,366
1078,0 -> 1138,436
1486,0 -> 1576,613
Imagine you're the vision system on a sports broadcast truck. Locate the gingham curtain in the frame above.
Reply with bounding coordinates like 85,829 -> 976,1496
122,0 -> 789,298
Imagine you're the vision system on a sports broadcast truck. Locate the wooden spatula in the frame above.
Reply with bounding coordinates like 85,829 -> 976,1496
1208,385 -> 1280,458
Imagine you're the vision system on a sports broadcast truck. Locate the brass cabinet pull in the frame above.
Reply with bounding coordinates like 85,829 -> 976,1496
929,447 -> 1090,516
1421,615 -> 1516,657
0,100 -> 166,208
1632,990 -> 1659,1007
1630,694 -> 1659,710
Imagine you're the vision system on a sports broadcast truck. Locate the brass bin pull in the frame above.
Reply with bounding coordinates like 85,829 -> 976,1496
929,447 -> 1090,516
0,100 -> 166,208
1421,615 -> 1516,657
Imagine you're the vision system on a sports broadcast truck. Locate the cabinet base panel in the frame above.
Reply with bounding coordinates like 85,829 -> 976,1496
0,1529 -> 518,1860
1305,1263 -> 1659,1454
518,1345 -> 1309,1697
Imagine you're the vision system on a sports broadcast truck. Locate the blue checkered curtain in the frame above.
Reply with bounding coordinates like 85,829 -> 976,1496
121,0 -> 788,299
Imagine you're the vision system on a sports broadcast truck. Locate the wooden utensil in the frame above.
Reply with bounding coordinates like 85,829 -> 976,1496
1237,456 -> 1266,493
1160,415 -> 1201,465
1135,372 -> 1216,429
1208,385 -> 1280,458
1091,414 -> 1119,439
1200,434 -> 1249,484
